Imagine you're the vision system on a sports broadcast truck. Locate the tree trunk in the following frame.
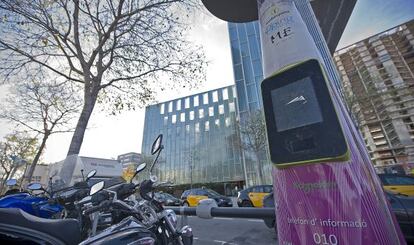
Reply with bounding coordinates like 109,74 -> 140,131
9,167 -> 19,181
60,88 -> 98,187
67,89 -> 98,156
0,171 -> 11,193
23,134 -> 49,185
255,151 -> 264,185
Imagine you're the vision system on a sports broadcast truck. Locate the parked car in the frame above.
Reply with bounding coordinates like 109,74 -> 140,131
237,185 -> 273,207
262,191 -> 414,243
181,188 -> 232,207
378,174 -> 414,196
154,192 -> 181,206
387,190 -> 414,243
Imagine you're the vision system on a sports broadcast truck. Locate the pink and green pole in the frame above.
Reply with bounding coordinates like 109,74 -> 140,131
201,0 -> 405,244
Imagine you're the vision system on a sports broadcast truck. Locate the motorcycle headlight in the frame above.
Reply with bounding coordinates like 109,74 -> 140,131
165,209 -> 178,228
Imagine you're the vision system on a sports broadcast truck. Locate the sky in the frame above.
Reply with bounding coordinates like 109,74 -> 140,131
0,0 -> 413,163
337,0 -> 414,49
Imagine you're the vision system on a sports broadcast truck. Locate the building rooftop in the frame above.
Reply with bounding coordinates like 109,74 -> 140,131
335,20 -> 412,55
147,84 -> 235,107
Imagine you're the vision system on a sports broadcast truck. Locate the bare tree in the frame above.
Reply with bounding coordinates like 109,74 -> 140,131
0,132 -> 38,192
1,81 -> 81,184
0,0 -> 206,156
237,111 -> 268,185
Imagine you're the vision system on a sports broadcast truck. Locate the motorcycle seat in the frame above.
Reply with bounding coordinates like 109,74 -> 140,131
0,208 -> 81,245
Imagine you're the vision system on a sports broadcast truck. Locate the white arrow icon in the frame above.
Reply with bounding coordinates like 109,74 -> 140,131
286,95 -> 307,105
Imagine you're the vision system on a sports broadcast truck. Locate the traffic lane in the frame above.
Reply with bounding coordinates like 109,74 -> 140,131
183,216 -> 278,245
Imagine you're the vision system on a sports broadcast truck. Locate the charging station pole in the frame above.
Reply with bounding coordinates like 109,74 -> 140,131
201,0 -> 405,244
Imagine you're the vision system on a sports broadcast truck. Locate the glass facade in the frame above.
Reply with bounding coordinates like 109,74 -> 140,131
228,21 -> 263,116
141,86 -> 244,185
228,21 -> 273,186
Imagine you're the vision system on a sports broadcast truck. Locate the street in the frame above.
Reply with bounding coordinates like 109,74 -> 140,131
181,216 -> 278,245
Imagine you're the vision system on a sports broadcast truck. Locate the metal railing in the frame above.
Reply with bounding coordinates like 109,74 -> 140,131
167,207 -> 275,219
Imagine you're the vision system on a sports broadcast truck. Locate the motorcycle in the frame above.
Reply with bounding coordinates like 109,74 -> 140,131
81,133 -> 193,244
0,180 -> 63,219
0,169 -> 97,219
0,134 -> 192,245
1,179 -> 23,196
0,169 -> 104,244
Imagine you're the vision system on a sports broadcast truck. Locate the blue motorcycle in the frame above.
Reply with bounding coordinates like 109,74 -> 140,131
0,192 -> 63,218
0,169 -> 97,219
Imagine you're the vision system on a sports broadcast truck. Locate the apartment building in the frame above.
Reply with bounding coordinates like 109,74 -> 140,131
334,20 -> 414,167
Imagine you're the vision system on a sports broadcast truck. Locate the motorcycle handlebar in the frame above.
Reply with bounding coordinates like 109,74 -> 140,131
83,200 -> 110,215
139,179 -> 154,201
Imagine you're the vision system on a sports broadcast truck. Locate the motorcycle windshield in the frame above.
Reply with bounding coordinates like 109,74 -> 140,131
47,154 -> 125,192
48,154 -> 80,191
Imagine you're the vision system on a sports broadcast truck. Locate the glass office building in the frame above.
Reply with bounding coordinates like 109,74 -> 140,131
228,21 -> 263,116
141,86 -> 244,188
228,21 -> 273,186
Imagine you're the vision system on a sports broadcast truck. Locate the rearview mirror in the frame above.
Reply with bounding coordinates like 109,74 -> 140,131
86,169 -> 97,180
136,163 -> 147,173
151,134 -> 163,155
27,183 -> 42,190
130,163 -> 147,183
6,179 -> 17,186
90,181 -> 104,196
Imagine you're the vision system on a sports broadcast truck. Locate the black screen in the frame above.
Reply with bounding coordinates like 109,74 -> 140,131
261,59 -> 349,166
271,77 -> 323,132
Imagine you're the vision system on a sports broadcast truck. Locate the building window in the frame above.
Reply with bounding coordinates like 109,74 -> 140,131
194,96 -> 199,107
203,93 -> 209,104
190,111 -> 194,120
213,91 -> 218,102
195,123 -> 200,133
185,98 -> 190,109
219,105 -> 224,115
209,107 -> 214,116
205,121 -> 210,131
229,102 -> 235,112
225,117 -> 230,127
215,119 -> 220,127
164,116 -> 168,125
160,104 -> 165,114
199,108 -> 204,119
176,99 -> 181,111
172,114 -> 176,124
223,88 -> 229,100
186,124 -> 190,132
180,112 -> 185,122
168,102 -> 173,113
232,86 -> 237,98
